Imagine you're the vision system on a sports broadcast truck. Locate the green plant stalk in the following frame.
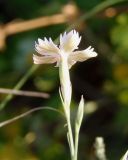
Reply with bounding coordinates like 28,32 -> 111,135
59,54 -> 74,159
0,0 -> 126,113
74,127 -> 80,160
0,106 -> 64,128
0,65 -> 38,111
67,114 -> 74,159
59,54 -> 72,110
59,53 -> 84,160
68,0 -> 126,31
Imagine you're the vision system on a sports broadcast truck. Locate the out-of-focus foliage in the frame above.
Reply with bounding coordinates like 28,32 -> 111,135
0,0 -> 128,159
111,13 -> 128,61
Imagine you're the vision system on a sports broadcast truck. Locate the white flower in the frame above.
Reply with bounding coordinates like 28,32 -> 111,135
33,30 -> 97,69
33,30 -> 98,110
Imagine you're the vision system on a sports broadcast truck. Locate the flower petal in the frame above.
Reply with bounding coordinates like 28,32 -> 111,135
33,54 -> 57,64
35,37 -> 59,56
68,59 -> 76,69
68,46 -> 97,68
59,30 -> 81,52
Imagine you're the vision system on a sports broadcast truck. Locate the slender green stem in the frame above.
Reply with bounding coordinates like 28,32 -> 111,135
0,65 -> 38,111
0,106 -> 64,128
59,54 -> 71,108
74,128 -> 80,160
59,54 -> 74,158
67,0 -> 127,31
66,114 -> 74,159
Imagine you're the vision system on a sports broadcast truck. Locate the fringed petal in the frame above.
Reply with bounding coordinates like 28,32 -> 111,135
33,54 -> 57,64
68,46 -> 97,68
35,37 -> 59,56
59,30 -> 81,52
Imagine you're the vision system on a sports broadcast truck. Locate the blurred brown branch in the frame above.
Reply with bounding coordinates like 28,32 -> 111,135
0,3 -> 127,51
0,3 -> 80,51
0,14 -> 67,50
5,14 -> 67,35
0,88 -> 50,98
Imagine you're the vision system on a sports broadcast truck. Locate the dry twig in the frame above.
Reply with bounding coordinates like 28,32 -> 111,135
0,3 -> 79,50
0,88 -> 49,98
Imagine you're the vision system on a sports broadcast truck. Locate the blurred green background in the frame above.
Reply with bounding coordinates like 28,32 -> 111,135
0,0 -> 128,159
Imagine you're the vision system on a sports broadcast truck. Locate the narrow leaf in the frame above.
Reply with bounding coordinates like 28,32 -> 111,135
75,95 -> 84,131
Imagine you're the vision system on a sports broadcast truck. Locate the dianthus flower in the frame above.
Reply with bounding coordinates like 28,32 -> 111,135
33,30 -> 97,68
